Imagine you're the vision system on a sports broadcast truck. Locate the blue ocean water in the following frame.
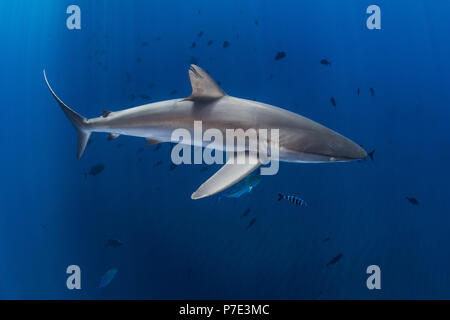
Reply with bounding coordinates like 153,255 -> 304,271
0,0 -> 449,299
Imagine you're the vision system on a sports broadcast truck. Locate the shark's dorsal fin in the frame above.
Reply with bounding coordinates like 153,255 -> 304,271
184,64 -> 225,101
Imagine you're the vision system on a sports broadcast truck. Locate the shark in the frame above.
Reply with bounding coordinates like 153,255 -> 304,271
43,65 -> 366,199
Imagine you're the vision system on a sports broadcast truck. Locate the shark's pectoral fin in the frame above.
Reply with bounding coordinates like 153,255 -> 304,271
191,152 -> 260,200
146,138 -> 162,146
184,64 -> 226,101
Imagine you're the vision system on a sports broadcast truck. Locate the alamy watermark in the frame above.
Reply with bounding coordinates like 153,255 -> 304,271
366,5 -> 381,30
366,265 -> 381,290
66,265 -> 81,289
170,121 -> 280,175
66,5 -> 81,30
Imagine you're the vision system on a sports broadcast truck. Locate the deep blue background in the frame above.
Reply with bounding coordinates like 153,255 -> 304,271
0,0 -> 449,299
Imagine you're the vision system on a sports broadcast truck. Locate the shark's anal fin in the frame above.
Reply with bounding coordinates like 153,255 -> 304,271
108,133 -> 120,141
184,64 -> 226,101
146,138 -> 162,146
191,152 -> 260,200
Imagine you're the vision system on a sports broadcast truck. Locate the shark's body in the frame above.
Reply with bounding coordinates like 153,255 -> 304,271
44,65 -> 366,199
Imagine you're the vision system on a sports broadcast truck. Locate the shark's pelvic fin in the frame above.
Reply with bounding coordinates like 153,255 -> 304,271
43,70 -> 91,159
108,133 -> 120,141
191,152 -> 260,200
102,110 -> 112,118
146,138 -> 162,146
184,64 -> 226,101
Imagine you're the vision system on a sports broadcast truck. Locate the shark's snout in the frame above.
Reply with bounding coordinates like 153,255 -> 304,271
291,123 -> 367,162
323,131 -> 367,161
336,140 -> 367,160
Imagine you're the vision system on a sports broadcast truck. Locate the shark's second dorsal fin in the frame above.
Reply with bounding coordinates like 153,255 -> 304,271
184,64 -> 225,101
146,138 -> 162,146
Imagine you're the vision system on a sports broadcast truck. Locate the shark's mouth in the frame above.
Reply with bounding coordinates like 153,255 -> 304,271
281,148 -> 365,163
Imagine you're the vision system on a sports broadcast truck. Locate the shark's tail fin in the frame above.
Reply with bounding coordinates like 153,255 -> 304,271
43,70 -> 91,159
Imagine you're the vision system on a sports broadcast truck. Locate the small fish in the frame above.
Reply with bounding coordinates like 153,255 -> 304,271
197,31 -> 203,37
154,160 -> 163,167
154,144 -> 162,151
207,40 -> 213,46
278,193 -> 307,207
136,57 -> 142,63
95,49 -> 105,56
223,41 -> 229,48
255,19 -> 258,25
190,56 -> 198,65
405,197 -> 419,206
148,83 -> 155,89
323,237 -> 330,243
320,59 -> 331,66
330,97 -> 336,107
269,73 -> 275,80
98,268 -> 118,288
241,208 -> 251,217
326,253 -> 342,267
274,51 -> 286,61
105,238 -> 123,248
357,88 -> 360,96
246,218 -> 256,230
40,224 -> 47,229
370,88 -> 375,96
125,72 -> 132,83
170,89 -> 177,95
367,149 -> 375,161
190,42 -> 196,48
169,163 -> 178,171
155,36 -> 161,41
141,41 -> 148,47
85,163 -> 105,177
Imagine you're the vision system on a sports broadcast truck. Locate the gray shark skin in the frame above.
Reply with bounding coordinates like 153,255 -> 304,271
43,65 -> 366,199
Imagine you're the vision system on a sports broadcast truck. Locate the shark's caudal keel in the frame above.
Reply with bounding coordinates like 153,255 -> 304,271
43,65 -> 366,199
